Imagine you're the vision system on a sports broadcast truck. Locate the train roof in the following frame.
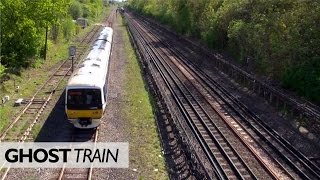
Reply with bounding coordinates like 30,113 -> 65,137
67,27 -> 113,89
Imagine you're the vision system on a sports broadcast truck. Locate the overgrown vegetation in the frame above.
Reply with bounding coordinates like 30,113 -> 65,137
128,0 -> 320,104
0,0 -> 107,74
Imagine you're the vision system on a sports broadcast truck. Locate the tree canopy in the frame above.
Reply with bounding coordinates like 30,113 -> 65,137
0,0 -> 106,74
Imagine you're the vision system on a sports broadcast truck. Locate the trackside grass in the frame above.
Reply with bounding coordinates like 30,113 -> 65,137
120,17 -> 168,179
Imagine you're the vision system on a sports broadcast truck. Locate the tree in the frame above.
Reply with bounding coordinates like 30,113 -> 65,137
0,0 -> 70,67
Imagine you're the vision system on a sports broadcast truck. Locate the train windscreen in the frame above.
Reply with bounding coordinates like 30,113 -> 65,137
67,89 -> 102,110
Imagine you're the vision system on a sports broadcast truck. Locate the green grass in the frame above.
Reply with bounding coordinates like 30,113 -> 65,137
120,16 -> 168,179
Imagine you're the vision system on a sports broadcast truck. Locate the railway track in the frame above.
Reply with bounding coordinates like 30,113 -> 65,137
57,9 -> 117,180
125,12 -> 320,179
139,16 -> 320,179
0,25 -> 102,142
127,15 -> 265,180
135,14 -> 320,124
58,128 -> 98,180
0,7 -> 117,143
0,8 -> 116,180
126,19 -> 210,179
0,25 -> 102,180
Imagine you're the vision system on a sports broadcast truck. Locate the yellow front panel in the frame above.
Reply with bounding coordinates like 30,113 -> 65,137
66,109 -> 103,119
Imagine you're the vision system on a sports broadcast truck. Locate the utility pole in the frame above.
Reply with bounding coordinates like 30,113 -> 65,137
44,26 -> 48,60
44,4 -> 49,61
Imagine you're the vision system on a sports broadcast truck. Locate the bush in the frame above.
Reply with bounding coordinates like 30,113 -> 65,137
82,5 -> 90,18
62,18 -> 76,41
282,57 -> 320,104
69,1 -> 83,20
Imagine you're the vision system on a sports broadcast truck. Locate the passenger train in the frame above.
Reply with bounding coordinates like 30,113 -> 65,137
65,26 -> 113,128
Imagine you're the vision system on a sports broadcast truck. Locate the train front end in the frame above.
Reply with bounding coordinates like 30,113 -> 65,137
65,87 -> 104,128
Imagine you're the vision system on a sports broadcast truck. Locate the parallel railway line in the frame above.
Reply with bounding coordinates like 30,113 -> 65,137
141,18 -> 320,179
137,14 -> 320,123
125,12 -> 320,179
127,15 -> 273,179
127,14 -> 259,179
141,17 -> 320,179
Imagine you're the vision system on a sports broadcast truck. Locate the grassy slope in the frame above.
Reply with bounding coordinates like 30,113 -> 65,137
120,17 -> 168,179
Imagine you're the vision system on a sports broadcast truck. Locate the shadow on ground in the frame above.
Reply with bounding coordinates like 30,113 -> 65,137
34,91 -> 73,142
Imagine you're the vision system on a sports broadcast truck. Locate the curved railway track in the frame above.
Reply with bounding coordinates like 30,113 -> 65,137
125,12 -> 320,179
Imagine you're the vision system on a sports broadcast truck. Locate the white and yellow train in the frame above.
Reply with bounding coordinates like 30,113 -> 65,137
65,26 -> 113,128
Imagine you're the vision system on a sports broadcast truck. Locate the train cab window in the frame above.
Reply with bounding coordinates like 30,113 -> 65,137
67,89 -> 102,109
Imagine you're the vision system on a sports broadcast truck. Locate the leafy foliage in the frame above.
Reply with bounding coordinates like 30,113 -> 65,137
69,1 -> 83,19
0,0 -> 70,68
0,65 -> 5,77
0,0 -> 106,72
128,0 -> 320,104
62,18 -> 77,41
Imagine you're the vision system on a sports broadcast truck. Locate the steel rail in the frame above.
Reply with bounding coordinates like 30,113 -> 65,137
127,14 -> 257,180
132,17 -> 288,179
136,13 -> 320,121
126,19 -> 226,179
140,21 -> 293,179
136,14 -> 320,179
135,18 -> 298,179
58,127 -> 99,180
126,19 -> 211,179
